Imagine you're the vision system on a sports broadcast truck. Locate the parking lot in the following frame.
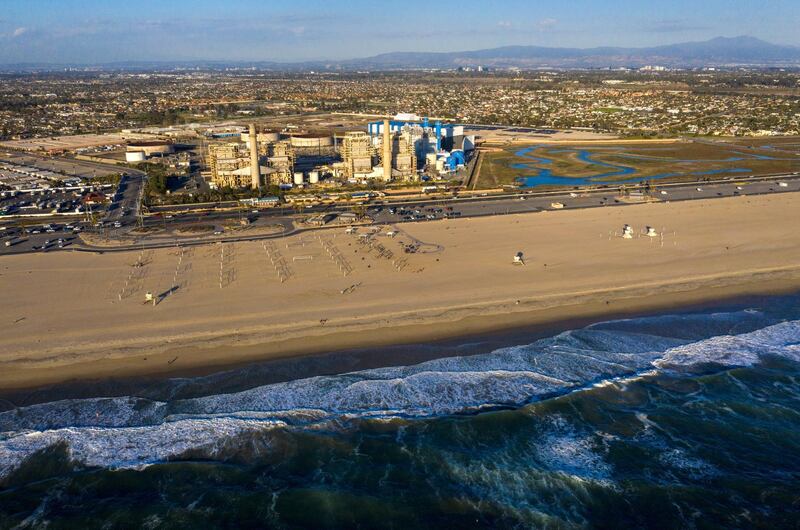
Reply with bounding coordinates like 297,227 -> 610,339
0,187 -> 96,216
0,222 -> 85,253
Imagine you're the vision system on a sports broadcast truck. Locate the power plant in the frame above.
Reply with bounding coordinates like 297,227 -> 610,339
205,113 -> 474,191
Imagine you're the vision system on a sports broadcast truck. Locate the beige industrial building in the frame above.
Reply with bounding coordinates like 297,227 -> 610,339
341,132 -> 374,179
377,121 -> 418,182
208,143 -> 251,188
267,141 -> 296,185
208,124 -> 297,188
391,129 -> 417,180
208,119 -> 425,189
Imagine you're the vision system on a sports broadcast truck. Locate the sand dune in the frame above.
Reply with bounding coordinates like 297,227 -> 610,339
2,193 -> 800,389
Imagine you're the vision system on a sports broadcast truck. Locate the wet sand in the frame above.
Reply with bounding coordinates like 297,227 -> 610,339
2,192 -> 800,390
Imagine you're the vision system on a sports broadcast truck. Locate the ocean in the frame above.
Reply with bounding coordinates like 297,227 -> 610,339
1,296 -> 800,529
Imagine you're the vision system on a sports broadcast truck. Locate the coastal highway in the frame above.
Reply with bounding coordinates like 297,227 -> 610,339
2,174 -> 799,256
126,173 -> 800,235
372,175 -> 800,222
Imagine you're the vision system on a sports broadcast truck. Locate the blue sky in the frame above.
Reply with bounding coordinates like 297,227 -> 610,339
0,0 -> 798,63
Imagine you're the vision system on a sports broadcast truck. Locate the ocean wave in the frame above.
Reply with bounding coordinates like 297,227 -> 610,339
0,417 -> 286,478
1,310 -> 797,480
655,320 -> 800,370
0,396 -> 168,432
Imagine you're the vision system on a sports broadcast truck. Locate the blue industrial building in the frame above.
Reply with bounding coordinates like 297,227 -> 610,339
367,118 -> 464,152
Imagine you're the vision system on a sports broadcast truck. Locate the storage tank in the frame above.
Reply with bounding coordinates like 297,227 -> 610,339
289,133 -> 334,148
126,140 -> 174,156
241,130 -> 282,144
125,151 -> 146,163
308,171 -> 320,184
293,172 -> 305,185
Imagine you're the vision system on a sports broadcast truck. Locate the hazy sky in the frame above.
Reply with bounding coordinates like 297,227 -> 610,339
0,0 -> 798,63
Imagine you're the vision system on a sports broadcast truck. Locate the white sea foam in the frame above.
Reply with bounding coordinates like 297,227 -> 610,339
0,417 -> 285,478
0,396 -> 167,432
533,416 -> 614,482
655,320 -> 800,370
0,312 -> 796,480
658,448 -> 717,479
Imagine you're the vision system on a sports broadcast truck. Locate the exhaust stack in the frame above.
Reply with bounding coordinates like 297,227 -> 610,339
382,119 -> 392,182
248,123 -> 260,190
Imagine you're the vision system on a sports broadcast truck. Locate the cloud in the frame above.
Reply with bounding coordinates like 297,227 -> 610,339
537,18 -> 558,31
647,19 -> 711,33
11,27 -> 27,38
36,14 -> 341,41
497,21 -> 513,28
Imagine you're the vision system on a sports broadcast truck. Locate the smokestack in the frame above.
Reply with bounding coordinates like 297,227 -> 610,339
248,123 -> 260,190
382,119 -> 392,182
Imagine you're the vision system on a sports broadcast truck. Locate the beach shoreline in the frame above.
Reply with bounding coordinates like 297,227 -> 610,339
3,192 -> 800,393
2,269 -> 799,397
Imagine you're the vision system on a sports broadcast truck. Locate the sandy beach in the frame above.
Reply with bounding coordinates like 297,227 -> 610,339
2,192 -> 800,390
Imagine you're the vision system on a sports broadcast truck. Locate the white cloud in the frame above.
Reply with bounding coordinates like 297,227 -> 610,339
497,21 -> 513,28
537,18 -> 558,31
11,27 -> 27,38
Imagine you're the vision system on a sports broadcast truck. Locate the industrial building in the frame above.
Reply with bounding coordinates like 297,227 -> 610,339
267,140 -> 296,185
205,115 -> 473,190
207,124 -> 295,189
207,142 -> 249,188
367,118 -> 466,152
366,115 -> 474,178
386,127 -> 417,180
340,131 -> 374,180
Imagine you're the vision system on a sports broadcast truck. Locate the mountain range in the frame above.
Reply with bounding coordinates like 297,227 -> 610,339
332,36 -> 800,70
2,36 -> 799,72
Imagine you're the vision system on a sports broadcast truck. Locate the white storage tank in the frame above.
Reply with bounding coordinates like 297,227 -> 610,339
293,172 -> 305,185
241,130 -> 282,144
308,171 -> 320,184
289,133 -> 334,148
126,141 -> 174,156
125,151 -> 146,163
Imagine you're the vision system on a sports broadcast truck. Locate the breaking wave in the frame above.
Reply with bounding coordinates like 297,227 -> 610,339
1,309 -> 798,480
